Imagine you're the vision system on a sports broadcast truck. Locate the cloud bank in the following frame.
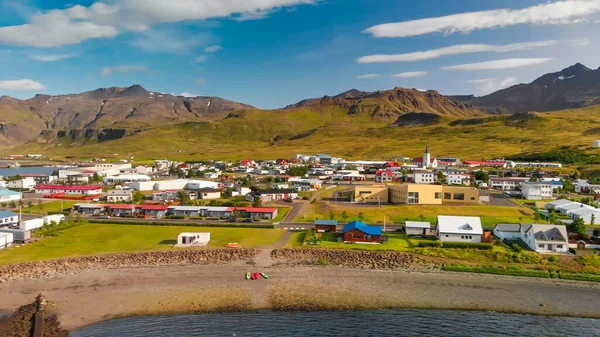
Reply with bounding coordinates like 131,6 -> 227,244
442,58 -> 553,71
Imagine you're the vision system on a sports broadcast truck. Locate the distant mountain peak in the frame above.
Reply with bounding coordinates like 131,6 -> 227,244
334,89 -> 367,99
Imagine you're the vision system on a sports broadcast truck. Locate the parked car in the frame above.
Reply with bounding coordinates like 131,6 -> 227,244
242,218 -> 253,223
99,215 -> 111,219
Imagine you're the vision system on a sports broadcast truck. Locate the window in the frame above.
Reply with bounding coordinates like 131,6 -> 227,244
557,245 -> 563,249
453,193 -> 465,200
538,244 -> 545,248
435,192 -> 442,199
470,197 -> 475,200
444,193 -> 451,200
461,235 -> 464,239
445,235 -> 449,237
408,192 -> 419,204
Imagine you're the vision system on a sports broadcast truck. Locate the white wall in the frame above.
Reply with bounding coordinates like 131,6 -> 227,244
439,233 -> 481,243
492,228 -> 521,241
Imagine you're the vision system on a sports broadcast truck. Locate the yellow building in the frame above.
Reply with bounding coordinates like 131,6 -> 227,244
352,184 -> 389,203
353,184 -> 479,205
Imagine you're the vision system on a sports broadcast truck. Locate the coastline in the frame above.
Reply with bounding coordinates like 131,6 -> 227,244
2,262 -> 600,331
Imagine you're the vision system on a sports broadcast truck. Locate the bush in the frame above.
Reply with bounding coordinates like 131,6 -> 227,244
443,265 -> 550,278
547,256 -> 558,263
317,257 -> 328,265
559,272 -> 600,282
442,242 -> 494,250
511,243 -> 523,252
418,241 -> 442,248
164,215 -> 185,219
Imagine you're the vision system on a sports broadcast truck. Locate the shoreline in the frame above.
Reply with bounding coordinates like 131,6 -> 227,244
2,263 -> 600,331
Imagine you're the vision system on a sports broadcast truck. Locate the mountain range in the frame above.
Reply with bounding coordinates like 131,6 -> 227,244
1,63 -> 600,159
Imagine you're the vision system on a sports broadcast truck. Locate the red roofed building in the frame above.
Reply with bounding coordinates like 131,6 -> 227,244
412,146 -> 438,168
35,184 -> 103,195
384,162 -> 401,168
375,170 -> 394,183
239,160 -> 256,167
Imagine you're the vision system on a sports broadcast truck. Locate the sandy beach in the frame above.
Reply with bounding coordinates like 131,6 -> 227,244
2,261 -> 600,331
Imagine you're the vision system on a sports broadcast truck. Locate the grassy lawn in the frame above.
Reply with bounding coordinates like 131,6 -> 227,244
0,223 -> 286,265
19,200 -> 79,214
299,232 -> 436,252
285,231 -> 306,248
297,204 -> 535,227
272,207 -> 291,222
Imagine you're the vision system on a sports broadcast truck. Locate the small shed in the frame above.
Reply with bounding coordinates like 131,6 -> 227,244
405,221 -> 431,236
315,220 -> 338,233
176,232 -> 210,247
0,232 -> 13,249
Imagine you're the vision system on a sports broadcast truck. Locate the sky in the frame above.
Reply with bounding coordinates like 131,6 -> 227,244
0,0 -> 599,108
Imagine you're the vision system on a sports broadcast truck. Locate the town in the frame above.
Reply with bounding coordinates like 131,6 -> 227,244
1,146 -> 599,281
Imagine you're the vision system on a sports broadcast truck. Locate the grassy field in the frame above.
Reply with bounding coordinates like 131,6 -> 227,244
12,104 -> 600,161
311,232 -> 421,251
19,200 -> 79,214
272,207 -> 291,222
297,204 -> 535,227
0,223 -> 286,265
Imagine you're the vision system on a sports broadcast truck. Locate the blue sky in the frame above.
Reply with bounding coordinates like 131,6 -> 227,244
0,0 -> 599,108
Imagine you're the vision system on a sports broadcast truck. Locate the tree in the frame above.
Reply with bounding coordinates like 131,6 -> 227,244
267,176 -> 274,183
549,212 -> 557,224
92,172 -> 101,182
474,170 -> 489,182
419,214 -> 426,222
9,201 -> 16,209
252,198 -> 263,208
287,166 -> 309,177
593,228 -> 600,237
437,171 -> 445,183
26,201 -> 32,208
341,211 -> 349,222
178,191 -> 191,205
592,213 -> 596,226
569,217 -> 587,237
329,209 -> 335,220
133,192 -> 144,204
533,212 -> 540,223
0,202 -> 5,208
358,212 -> 365,221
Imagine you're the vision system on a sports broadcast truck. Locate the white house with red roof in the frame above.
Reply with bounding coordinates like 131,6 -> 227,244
375,170 -> 394,183
35,184 -> 103,195
412,146 -> 438,168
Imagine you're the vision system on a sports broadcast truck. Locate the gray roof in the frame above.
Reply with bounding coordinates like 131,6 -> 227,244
530,224 -> 568,243
545,199 -> 575,208
405,221 -> 431,229
494,224 -> 521,232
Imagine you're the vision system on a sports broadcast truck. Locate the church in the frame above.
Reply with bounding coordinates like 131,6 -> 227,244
412,146 -> 438,168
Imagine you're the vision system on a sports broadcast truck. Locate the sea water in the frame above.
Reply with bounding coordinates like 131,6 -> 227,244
70,309 -> 600,337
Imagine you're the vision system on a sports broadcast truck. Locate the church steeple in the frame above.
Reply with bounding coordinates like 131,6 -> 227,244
425,145 -> 429,154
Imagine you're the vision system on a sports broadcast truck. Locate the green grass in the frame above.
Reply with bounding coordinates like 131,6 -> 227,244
19,201 -> 79,214
298,204 -> 535,227
443,264 -> 551,278
285,231 -> 306,248
272,207 -> 291,222
298,231 -> 434,251
0,223 -> 285,265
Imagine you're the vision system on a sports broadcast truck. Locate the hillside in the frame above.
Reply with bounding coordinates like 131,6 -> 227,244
0,85 -> 254,147
286,87 -> 484,122
470,63 -> 600,113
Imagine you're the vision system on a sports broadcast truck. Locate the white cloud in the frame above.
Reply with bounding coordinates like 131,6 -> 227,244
0,79 -> 45,91
0,0 -> 316,48
364,0 -> 600,38
357,74 -> 379,79
195,78 -> 206,84
30,53 -> 79,62
132,30 -> 212,54
466,76 -> 519,94
101,65 -> 149,77
193,55 -> 207,63
391,71 -> 428,78
572,37 -> 591,47
442,58 -> 553,71
179,92 -> 199,97
204,45 -> 222,53
358,40 -> 557,63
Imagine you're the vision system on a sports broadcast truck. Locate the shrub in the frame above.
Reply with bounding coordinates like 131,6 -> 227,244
442,242 -> 494,250
165,215 -> 185,219
317,257 -> 328,265
418,241 -> 442,248
511,243 -> 523,252
547,256 -> 558,263
559,273 -> 600,282
443,265 -> 549,278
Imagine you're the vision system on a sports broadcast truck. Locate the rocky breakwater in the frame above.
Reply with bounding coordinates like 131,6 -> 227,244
271,249 -> 428,270
0,249 -> 260,282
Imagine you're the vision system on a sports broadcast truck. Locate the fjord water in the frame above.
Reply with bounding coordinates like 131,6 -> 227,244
71,309 -> 600,337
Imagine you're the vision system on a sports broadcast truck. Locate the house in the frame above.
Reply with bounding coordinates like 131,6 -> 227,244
521,182 -> 555,200
94,162 -> 132,170
462,161 -> 507,168
204,172 -> 219,179
106,189 -> 133,203
314,154 -> 333,165
136,205 -> 168,218
375,170 -> 394,183
7,177 -> 36,189
405,221 -> 431,236
342,220 -> 383,244
245,189 -> 298,202
67,173 -> 92,184
522,224 -> 569,253
107,205 -> 136,217
103,174 -> 151,184
20,174 -> 56,185
73,203 -> 105,215
413,171 -> 435,184
196,188 -> 221,200
34,184 -> 103,196
234,207 -> 278,219
447,173 -> 471,186
489,177 -> 529,190
289,178 -> 322,191
573,179 -> 600,193
176,233 -> 210,247
0,188 -> 22,201
315,220 -> 338,233
567,207 -> 600,225
492,224 -> 524,241
436,216 -> 483,243
0,232 -> 13,249
0,211 -> 19,227
152,190 -> 179,202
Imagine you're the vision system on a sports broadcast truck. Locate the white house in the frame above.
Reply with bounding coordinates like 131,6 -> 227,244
94,162 -> 132,170
106,189 -> 133,203
405,221 -> 431,236
573,180 -> 600,193
545,199 -> 575,212
204,172 -> 219,179
521,182 -> 555,200
492,224 -> 523,241
0,211 -> 19,227
175,232 -> 210,247
0,181 -> 5,188
7,177 -> 36,189
103,174 -> 151,184
196,188 -> 221,200
289,178 -> 322,191
567,207 -> 600,225
0,188 -> 22,202
413,171 -> 435,184
436,216 -> 483,243
34,184 -> 102,195
447,173 -> 470,186
522,224 -> 568,253
489,177 -> 529,190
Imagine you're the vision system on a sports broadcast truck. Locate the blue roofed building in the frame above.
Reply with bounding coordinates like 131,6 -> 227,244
343,220 -> 383,244
0,211 -> 19,227
0,188 -> 22,202
315,219 -> 338,233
